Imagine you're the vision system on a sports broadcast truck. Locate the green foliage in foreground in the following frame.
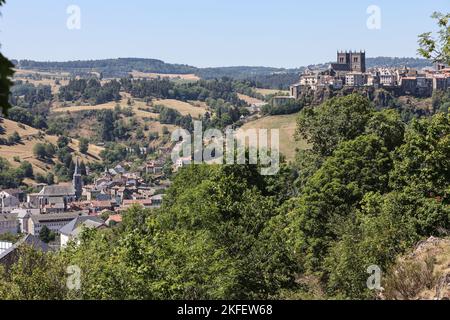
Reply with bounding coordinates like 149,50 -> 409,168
0,93 -> 449,300
0,0 -> 14,116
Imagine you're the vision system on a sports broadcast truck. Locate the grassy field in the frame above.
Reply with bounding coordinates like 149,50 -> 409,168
51,98 -> 178,137
53,97 -> 206,120
52,97 -> 160,118
130,70 -> 200,81
0,118 -> 103,177
237,93 -> 265,105
52,101 -> 120,113
13,68 -> 71,77
240,113 -> 309,162
14,77 -> 69,94
254,88 -> 290,97
153,99 -> 207,118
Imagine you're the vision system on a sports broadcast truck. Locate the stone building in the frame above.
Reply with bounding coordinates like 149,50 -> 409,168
330,51 -> 366,73
345,72 -> 365,87
73,159 -> 83,200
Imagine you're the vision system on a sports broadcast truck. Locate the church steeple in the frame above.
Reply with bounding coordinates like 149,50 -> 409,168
73,157 -> 83,200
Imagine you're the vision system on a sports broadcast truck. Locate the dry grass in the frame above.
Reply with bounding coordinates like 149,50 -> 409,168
130,70 -> 200,81
13,68 -> 71,77
384,238 -> 450,300
254,88 -> 290,97
240,113 -> 309,162
51,100 -> 178,135
153,99 -> 207,118
237,93 -> 264,105
14,77 -> 69,94
0,118 -> 103,176
51,99 -> 160,119
52,101 -> 119,113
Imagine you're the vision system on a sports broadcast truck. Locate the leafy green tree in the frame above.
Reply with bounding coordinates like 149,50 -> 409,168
159,164 -> 298,299
418,12 -> 450,64
365,109 -> 405,151
57,136 -> 70,149
0,246 -> 69,300
100,110 -> 115,142
79,137 -> 89,154
18,161 -> 33,178
7,131 -> 21,145
33,143 -> 47,160
0,0 -> 14,116
44,143 -> 56,158
46,172 -> 55,185
39,226 -> 55,243
296,94 -> 374,157
288,135 -> 393,273
390,112 -> 450,200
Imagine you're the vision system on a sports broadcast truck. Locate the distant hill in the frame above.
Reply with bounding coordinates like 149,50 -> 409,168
366,57 -> 433,69
13,56 -> 432,89
16,58 -> 198,78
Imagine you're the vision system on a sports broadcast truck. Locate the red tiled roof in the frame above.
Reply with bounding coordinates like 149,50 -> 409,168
122,199 -> 152,206
91,201 -> 113,208
108,214 -> 122,223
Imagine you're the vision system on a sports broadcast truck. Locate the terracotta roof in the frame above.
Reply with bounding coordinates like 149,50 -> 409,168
122,199 -> 152,206
107,214 -> 122,223
90,201 -> 113,208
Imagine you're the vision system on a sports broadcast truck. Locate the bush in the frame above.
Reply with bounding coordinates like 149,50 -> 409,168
18,161 -> 33,178
384,255 -> 438,300
79,137 -> 89,154
7,131 -> 21,145
33,143 -> 56,160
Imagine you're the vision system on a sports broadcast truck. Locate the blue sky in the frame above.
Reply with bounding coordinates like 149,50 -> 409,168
0,0 -> 448,68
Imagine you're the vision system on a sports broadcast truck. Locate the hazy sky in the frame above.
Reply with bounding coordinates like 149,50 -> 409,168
0,0 -> 448,68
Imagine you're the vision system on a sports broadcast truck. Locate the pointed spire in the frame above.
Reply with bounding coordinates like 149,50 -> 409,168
73,157 -> 83,200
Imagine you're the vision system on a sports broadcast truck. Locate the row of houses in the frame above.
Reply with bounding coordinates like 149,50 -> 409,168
0,157 -> 171,245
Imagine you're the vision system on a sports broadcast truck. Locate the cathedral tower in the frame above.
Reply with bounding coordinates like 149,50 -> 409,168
73,158 -> 83,200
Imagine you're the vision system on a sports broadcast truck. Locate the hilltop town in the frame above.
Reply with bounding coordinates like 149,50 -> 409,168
273,51 -> 450,107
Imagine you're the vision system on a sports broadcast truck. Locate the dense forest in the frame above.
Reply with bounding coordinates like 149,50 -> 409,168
15,58 -> 198,78
58,78 -> 121,104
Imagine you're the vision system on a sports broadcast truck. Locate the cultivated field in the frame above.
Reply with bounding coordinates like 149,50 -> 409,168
240,113 -> 309,162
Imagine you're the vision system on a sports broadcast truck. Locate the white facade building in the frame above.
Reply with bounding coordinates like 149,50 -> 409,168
345,72 -> 365,87
379,69 -> 396,86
